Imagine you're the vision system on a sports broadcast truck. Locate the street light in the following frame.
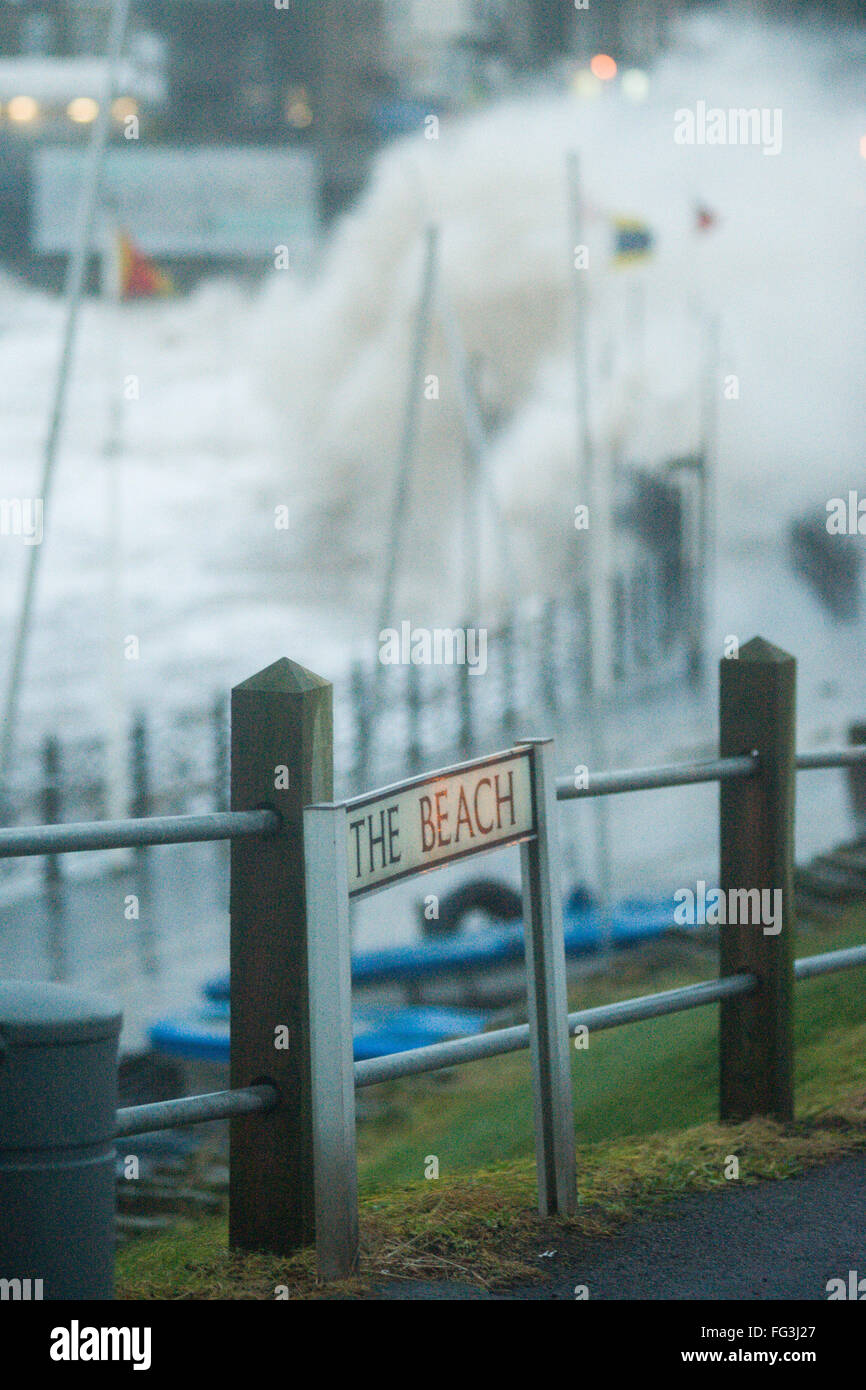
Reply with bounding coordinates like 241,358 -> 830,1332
68,97 -> 99,124
590,54 -> 617,82
8,95 -> 39,123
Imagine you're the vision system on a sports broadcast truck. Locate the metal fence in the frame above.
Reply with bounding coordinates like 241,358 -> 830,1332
3,635 -> 866,1293
0,566 -> 687,898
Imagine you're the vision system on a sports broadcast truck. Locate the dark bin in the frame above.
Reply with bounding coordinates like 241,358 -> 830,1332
0,981 -> 122,1300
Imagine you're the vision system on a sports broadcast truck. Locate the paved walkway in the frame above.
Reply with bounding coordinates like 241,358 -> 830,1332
368,1154 -> 866,1300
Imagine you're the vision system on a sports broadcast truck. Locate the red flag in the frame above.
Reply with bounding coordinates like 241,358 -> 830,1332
695,204 -> 719,233
117,230 -> 173,299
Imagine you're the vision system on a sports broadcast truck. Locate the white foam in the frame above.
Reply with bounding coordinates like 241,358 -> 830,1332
251,10 -> 866,620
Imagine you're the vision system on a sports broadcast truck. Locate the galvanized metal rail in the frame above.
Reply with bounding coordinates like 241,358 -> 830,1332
556,753 -> 757,801
796,747 -> 866,771
3,745 -> 864,856
115,1082 -> 278,1138
111,944 -> 866,1126
353,971 -> 757,1088
795,942 -> 866,980
6,737 -> 866,1139
555,745 -> 866,802
0,808 -> 280,858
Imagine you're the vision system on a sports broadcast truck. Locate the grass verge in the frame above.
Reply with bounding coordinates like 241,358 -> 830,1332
117,906 -> 866,1299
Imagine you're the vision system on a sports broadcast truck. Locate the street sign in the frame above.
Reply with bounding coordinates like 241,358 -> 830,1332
301,734 -> 575,1279
345,748 -> 534,897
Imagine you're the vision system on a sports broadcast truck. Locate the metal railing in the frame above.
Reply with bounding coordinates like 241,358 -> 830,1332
2,743 -> 864,860
555,752 -> 758,799
555,746 -> 866,800
115,1082 -> 279,1139
3,735 -> 866,1129
4,641 -> 866,1289
0,808 -> 279,858
354,972 -> 759,1088
3,746 -> 866,1115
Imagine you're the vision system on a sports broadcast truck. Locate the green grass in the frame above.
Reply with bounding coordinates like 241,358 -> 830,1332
117,1103 -> 866,1299
117,906 -> 866,1298
356,914 -> 866,1190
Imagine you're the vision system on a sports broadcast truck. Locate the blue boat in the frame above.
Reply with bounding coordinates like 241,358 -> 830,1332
148,890 -> 694,1066
150,1002 -> 490,1065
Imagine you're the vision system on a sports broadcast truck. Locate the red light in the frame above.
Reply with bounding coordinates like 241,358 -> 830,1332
590,54 -> 617,82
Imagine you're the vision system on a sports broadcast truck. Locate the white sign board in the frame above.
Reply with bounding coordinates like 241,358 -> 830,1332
346,749 -> 534,897
33,146 -> 318,257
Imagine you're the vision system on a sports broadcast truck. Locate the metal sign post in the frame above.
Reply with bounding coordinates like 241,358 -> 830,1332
302,741 -> 576,1279
520,739 -> 578,1216
303,805 -> 359,1281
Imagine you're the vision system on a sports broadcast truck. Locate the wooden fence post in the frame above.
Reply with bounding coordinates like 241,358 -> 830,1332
130,714 -> 150,881
540,598 -> 558,714
845,720 -> 866,837
611,573 -> 625,682
130,714 -> 150,819
229,657 -> 333,1255
719,636 -> 796,1122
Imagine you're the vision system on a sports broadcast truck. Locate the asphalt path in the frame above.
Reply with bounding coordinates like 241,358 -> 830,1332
368,1154 -> 866,1300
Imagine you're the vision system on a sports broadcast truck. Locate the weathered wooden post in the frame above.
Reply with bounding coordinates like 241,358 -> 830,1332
540,598 -> 558,713
845,720 -> 866,837
229,657 -> 333,1254
611,574 -> 625,681
719,637 -> 796,1122
130,714 -> 150,881
130,714 -> 150,818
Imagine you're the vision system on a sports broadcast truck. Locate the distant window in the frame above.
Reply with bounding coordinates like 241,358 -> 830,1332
21,11 -> 56,55
70,10 -> 103,54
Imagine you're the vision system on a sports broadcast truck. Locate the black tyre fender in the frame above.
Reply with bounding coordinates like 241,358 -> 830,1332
418,877 -> 523,939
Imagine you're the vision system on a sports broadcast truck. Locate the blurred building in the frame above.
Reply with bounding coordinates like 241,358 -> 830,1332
319,0 -> 676,214
0,0 -> 861,266
0,2 -> 683,215
0,0 -> 321,268
382,0 -> 674,96
0,1 -> 320,147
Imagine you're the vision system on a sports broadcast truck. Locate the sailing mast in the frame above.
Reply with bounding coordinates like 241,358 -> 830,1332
0,0 -> 132,796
